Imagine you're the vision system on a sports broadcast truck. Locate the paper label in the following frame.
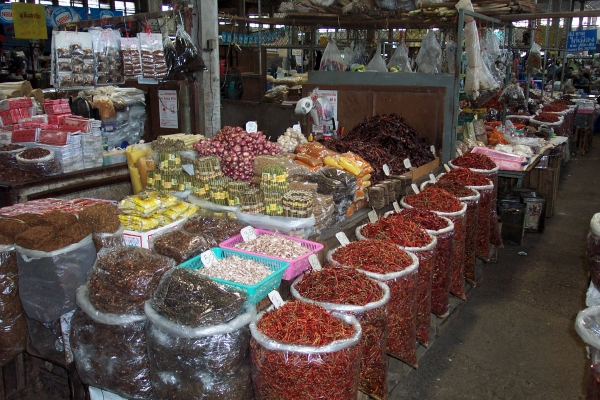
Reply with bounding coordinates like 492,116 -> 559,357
336,232 -> 350,246
382,164 -> 390,176
158,90 -> 178,129
201,250 -> 218,267
293,123 -> 301,132
429,173 -> 437,183
411,183 -> 420,194
431,145 -> 435,154
241,226 -> 257,242
403,158 -> 412,169
368,210 -> 378,223
246,121 -> 258,133
444,164 -> 451,172
268,290 -> 285,308
308,254 -> 322,271
393,201 -> 401,212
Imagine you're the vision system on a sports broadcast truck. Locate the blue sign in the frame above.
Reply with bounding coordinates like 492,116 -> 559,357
567,30 -> 598,52
45,6 -> 87,27
89,9 -> 123,20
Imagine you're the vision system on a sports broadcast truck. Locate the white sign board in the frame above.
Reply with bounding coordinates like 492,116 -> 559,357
311,89 -> 338,136
158,90 -> 178,129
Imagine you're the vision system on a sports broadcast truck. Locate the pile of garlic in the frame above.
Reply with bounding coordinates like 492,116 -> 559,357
276,128 -> 308,153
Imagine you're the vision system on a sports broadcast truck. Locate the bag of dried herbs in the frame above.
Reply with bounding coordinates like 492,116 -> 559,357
15,232 -> 97,323
172,24 -> 205,75
182,212 -> 244,247
78,203 -> 124,252
71,286 -> 152,399
0,242 -> 28,367
87,246 -> 175,315
145,268 -> 254,400
150,228 -> 210,264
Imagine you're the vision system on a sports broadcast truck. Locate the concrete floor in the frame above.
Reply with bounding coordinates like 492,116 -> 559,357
389,138 -> 599,400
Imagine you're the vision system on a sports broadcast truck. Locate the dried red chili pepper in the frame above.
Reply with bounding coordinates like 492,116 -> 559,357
396,209 -> 454,318
329,240 -> 418,368
533,112 -> 560,123
403,186 -> 463,213
542,102 -> 570,112
292,268 -> 389,400
451,152 -> 498,171
251,302 -> 360,400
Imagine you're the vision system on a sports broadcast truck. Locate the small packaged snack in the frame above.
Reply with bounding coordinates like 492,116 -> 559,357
91,28 -> 124,86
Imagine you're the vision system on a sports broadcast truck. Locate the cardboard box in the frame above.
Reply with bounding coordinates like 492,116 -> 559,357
409,157 -> 440,180
122,218 -> 185,248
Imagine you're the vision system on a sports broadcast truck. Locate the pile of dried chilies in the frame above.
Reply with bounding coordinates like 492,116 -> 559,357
293,268 -> 389,400
329,240 -> 419,368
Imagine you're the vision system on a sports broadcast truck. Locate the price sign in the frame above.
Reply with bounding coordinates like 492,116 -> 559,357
368,210 -> 378,223
429,173 -> 437,183
403,158 -> 412,169
308,254 -> 322,271
444,164 -> 451,172
393,201 -> 401,212
411,184 -> 420,194
201,250 -> 218,267
382,164 -> 390,176
293,123 -> 301,132
268,290 -> 285,308
430,145 -> 435,154
336,232 -> 350,246
241,226 -> 257,242
246,121 -> 258,133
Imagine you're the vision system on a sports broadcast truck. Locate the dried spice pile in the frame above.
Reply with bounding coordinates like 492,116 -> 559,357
233,234 -> 310,260
152,230 -> 209,264
404,186 -> 463,213
543,102 -> 570,112
78,203 -> 121,233
0,217 -> 30,241
0,165 -> 40,182
361,217 -> 432,248
14,211 -> 91,252
452,152 -> 497,170
182,215 -> 243,246
533,112 -> 561,123
18,148 -> 51,160
294,268 -> 387,399
87,247 -> 174,314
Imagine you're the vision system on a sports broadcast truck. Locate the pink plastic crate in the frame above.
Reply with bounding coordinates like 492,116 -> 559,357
219,228 -> 324,280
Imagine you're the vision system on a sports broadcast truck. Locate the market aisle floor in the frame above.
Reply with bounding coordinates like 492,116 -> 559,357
390,137 -> 599,400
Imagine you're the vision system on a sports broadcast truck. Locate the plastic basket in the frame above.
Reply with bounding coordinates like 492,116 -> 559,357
219,228 -> 324,280
179,248 -> 289,304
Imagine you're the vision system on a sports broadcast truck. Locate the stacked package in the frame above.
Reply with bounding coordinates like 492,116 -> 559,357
0,97 -> 34,128
118,192 -> 198,232
83,120 -> 103,168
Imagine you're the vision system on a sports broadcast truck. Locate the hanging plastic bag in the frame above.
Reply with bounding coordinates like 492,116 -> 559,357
416,31 -> 442,74
173,23 -> 205,74
366,43 -> 388,73
343,41 -> 354,69
375,0 -> 398,10
387,42 -> 413,72
445,39 -> 457,74
320,40 -> 344,71
526,42 -> 542,75
499,79 -> 526,109
163,36 -> 176,77
310,0 -> 335,6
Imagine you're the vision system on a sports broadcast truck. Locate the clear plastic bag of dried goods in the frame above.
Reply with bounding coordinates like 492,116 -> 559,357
575,306 -> 600,399
181,211 -> 244,246
366,43 -> 388,73
163,36 -> 177,77
16,148 -> 61,176
71,286 -> 152,399
249,305 -> 362,400
526,42 -> 542,75
150,228 -> 210,264
173,23 -> 205,74
327,244 -> 420,368
416,31 -> 442,74
234,210 -> 315,240
92,225 -> 125,252
0,144 -> 27,169
291,274 -> 390,399
0,245 -> 27,367
145,269 -> 254,400
308,167 -> 358,202
320,40 -> 345,71
25,316 -> 65,363
15,234 -> 97,323
387,42 -> 413,73
499,80 -> 526,108
588,213 -> 600,292
86,246 -> 175,316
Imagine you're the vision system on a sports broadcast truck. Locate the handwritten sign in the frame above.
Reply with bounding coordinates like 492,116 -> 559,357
12,3 -> 47,40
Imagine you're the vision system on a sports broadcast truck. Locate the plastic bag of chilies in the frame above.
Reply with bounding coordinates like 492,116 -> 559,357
173,24 -> 206,74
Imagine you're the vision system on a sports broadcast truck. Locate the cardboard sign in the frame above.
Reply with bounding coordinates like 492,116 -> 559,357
12,3 -> 47,39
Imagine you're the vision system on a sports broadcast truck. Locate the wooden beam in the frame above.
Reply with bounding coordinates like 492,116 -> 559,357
495,10 -> 600,21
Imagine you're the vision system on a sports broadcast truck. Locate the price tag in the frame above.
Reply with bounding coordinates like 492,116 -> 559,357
456,148 -> 463,156
293,123 -> 301,132
368,209 -> 378,223
201,250 -> 218,267
241,226 -> 257,242
411,183 -> 420,194
246,121 -> 258,133
268,290 -> 285,308
429,173 -> 437,183
182,164 -> 195,176
336,232 -> 350,246
444,164 -> 451,172
382,164 -> 390,176
308,254 -> 322,271
403,158 -> 412,169
430,145 -> 435,154
393,201 -> 401,212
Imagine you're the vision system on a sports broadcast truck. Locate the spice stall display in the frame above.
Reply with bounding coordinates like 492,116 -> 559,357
182,214 -> 244,247
328,240 -> 419,367
151,229 -> 210,264
71,286 -> 152,399
291,268 -> 390,399
356,218 -> 436,347
402,186 -> 467,300
249,301 -> 362,400
423,179 -> 481,287
0,242 -> 27,367
392,209 -> 455,318
449,152 -> 502,249
220,229 -> 323,280
145,268 -> 254,400
308,167 -> 358,224
438,168 -> 494,260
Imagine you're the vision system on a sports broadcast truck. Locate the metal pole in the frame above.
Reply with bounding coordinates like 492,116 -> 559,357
503,24 -> 513,125
559,0 -> 575,88
258,0 -> 262,77
452,9 -> 465,162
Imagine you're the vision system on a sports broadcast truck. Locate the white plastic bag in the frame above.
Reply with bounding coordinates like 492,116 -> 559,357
445,39 -> 457,74
235,209 -> 315,239
526,42 -> 542,75
320,40 -> 345,71
366,43 -> 388,73
416,31 -> 442,74
387,42 -> 413,72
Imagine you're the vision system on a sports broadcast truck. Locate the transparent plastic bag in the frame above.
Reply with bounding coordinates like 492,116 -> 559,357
526,42 -> 542,75
320,40 -> 345,71
291,277 -> 390,399
163,36 -> 176,77
575,305 -> 600,399
327,245 -> 419,367
71,286 -> 151,399
446,39 -> 457,74
343,42 -> 354,67
250,309 -> 362,400
416,31 -> 442,74
375,0 -> 399,10
181,212 -> 244,246
366,43 -> 388,73
387,42 -> 413,73
348,43 -> 368,69
588,213 -> 600,292
92,224 -> 125,252
25,315 -> 64,363
150,228 -> 210,264
0,245 -> 27,366
234,210 -> 315,239
15,235 -> 97,322
90,28 -> 124,86
16,149 -> 61,176
173,23 -> 206,74
499,80 -> 526,108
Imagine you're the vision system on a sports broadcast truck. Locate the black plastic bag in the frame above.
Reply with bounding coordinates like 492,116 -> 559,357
173,24 -> 205,74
